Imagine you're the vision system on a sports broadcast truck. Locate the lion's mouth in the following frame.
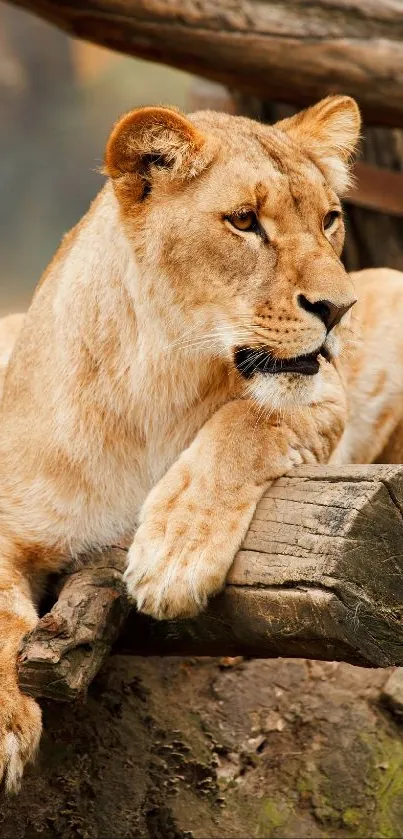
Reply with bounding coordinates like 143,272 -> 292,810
234,345 -> 331,378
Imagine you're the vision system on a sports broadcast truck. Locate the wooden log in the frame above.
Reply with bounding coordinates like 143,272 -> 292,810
6,0 -> 403,128
19,548 -> 131,701
18,464 -> 403,702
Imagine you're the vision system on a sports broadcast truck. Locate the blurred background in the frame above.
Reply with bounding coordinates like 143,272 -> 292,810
0,3 -> 194,315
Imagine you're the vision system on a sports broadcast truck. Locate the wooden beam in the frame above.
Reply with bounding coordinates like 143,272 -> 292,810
346,162 -> 403,218
18,464 -> 403,702
5,0 -> 403,128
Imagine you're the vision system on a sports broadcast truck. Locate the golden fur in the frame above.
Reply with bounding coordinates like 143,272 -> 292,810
0,96 -> 402,790
0,314 -> 25,397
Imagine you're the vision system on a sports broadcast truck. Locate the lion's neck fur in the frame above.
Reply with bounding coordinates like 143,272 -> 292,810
59,185 -> 225,427
0,186 -> 231,548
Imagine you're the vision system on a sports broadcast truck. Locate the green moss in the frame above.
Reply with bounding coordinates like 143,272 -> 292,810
297,768 -> 340,827
342,808 -> 362,828
360,730 -> 403,839
258,798 -> 291,837
293,730 -> 403,838
296,774 -> 313,796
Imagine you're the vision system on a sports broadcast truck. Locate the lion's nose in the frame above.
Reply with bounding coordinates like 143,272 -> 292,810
298,294 -> 356,332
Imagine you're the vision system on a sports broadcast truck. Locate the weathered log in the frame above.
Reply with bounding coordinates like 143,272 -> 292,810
18,464 -> 403,702
19,548 -> 131,701
6,0 -> 403,128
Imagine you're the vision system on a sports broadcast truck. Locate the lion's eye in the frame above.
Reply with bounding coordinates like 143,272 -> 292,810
228,209 -> 259,232
323,210 -> 341,231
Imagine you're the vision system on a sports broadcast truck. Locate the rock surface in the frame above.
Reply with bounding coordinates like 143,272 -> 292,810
2,655 -> 403,838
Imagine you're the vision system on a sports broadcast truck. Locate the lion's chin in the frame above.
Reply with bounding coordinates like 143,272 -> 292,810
246,368 -> 326,409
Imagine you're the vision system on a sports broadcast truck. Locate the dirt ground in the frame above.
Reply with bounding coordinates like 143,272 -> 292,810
0,655 -> 402,839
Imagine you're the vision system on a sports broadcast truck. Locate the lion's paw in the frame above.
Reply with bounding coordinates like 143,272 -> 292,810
124,453 -> 260,620
124,521 -> 228,620
0,690 -> 42,793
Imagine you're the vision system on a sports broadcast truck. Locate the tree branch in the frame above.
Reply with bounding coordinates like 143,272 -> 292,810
18,464 -> 403,702
4,0 -> 403,127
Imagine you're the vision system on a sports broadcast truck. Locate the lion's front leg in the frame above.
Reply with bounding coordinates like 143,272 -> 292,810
125,366 -> 346,620
125,444 -> 264,620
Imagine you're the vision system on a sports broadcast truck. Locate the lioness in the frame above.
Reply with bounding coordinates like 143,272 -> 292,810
1,95 -> 403,791
0,314 -> 24,398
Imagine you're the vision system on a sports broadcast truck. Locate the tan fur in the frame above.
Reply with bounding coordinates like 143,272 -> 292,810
331,268 -> 403,465
0,314 -> 25,398
0,95 -> 401,789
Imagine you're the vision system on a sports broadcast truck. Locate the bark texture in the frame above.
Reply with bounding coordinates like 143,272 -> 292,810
6,0 -> 403,128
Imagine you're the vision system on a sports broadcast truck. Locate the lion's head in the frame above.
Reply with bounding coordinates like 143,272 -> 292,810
105,95 -> 360,407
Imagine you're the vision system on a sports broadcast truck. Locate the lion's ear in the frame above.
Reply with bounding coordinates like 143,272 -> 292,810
104,106 -> 207,199
276,96 -> 361,193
